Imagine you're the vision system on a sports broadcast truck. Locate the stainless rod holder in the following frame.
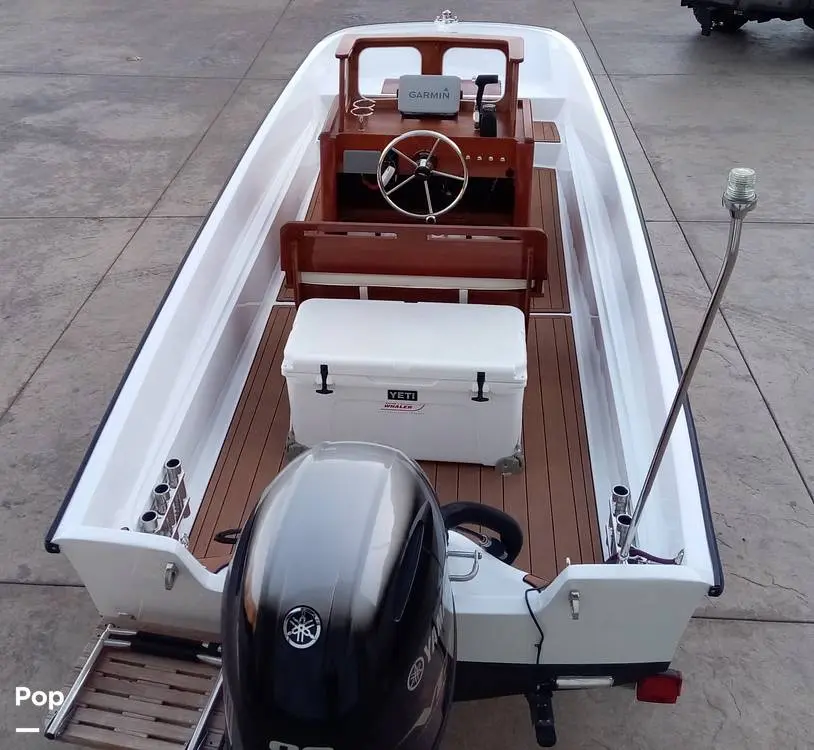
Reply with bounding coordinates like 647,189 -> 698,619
151,483 -> 171,515
138,510 -> 159,533
164,458 -> 182,489
616,513 -> 632,554
612,484 -> 630,516
619,167 -> 757,562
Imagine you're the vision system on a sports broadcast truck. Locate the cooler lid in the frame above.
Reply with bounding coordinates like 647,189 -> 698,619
281,299 -> 527,382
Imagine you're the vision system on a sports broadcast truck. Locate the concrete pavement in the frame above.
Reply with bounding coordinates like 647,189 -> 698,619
1,1 -> 812,747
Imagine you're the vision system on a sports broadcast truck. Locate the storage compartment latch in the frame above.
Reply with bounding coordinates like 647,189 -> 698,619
471,371 -> 490,402
316,363 -> 334,395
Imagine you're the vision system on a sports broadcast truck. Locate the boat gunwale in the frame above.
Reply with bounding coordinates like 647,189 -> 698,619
43,44 -> 311,555
572,48 -> 723,597
43,20 -> 723,600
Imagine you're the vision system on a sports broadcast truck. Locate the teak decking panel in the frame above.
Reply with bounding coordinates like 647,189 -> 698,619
48,626 -> 225,750
532,167 -> 568,312
189,309 -> 600,581
532,120 -> 561,143
277,166 -> 569,312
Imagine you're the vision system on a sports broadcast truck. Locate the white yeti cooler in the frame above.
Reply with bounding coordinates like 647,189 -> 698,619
281,298 -> 527,467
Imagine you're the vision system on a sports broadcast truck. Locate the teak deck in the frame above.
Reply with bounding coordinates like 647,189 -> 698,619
190,161 -> 601,579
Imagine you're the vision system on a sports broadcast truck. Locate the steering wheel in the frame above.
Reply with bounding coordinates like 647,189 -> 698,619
376,129 -> 469,223
441,502 -> 524,566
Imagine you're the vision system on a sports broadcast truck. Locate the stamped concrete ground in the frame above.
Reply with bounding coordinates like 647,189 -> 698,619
1,1 -> 812,747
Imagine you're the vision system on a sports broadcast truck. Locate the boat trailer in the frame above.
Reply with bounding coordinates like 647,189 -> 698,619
41,166 -> 758,749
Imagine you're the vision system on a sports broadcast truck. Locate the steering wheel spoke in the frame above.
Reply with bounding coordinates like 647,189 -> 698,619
433,170 -> 465,182
376,129 -> 469,221
391,148 -> 418,167
424,182 -> 434,216
386,173 -> 415,196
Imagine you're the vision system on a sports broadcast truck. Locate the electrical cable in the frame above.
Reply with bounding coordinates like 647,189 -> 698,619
524,585 -> 546,665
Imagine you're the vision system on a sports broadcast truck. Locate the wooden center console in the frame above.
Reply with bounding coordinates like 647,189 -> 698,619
317,33 -> 536,226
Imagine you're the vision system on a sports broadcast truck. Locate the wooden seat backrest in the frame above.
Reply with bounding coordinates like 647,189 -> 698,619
280,221 -> 547,322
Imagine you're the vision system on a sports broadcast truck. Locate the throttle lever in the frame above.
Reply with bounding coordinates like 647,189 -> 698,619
473,74 -> 499,129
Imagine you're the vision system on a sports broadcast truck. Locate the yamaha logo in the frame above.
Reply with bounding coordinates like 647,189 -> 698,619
407,656 -> 425,691
282,606 -> 322,649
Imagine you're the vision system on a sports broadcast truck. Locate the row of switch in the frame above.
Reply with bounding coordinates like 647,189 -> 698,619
464,155 -> 508,163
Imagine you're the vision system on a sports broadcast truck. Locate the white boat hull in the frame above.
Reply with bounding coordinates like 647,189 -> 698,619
46,20 -> 722,674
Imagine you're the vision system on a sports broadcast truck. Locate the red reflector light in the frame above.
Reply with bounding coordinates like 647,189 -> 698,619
636,670 -> 683,704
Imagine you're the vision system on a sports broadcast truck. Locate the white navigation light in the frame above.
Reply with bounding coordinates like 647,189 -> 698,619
724,167 -> 757,203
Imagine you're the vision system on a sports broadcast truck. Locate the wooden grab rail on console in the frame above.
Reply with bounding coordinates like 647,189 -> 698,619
334,33 -> 524,132
335,34 -> 524,63
280,221 -> 548,323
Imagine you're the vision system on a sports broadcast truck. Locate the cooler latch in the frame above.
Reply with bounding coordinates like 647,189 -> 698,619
471,371 -> 490,402
316,363 -> 334,395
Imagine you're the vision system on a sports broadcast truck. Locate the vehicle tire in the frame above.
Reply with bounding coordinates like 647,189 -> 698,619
694,8 -> 748,32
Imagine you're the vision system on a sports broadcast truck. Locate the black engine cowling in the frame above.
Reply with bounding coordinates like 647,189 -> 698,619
221,441 -> 456,750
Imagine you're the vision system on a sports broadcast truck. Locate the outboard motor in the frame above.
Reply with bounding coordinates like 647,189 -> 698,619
221,441 -> 456,750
